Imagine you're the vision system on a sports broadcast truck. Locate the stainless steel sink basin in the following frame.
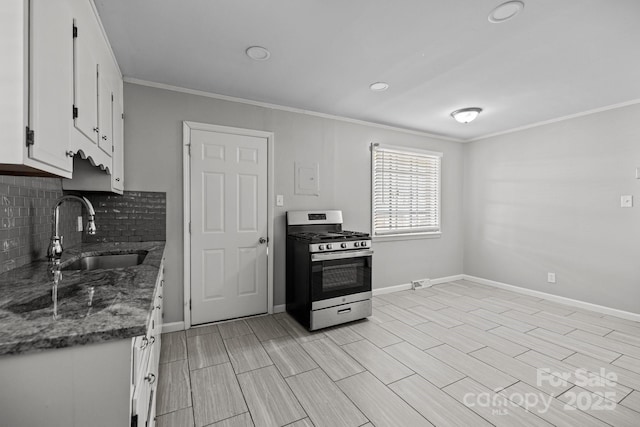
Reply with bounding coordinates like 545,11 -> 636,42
62,251 -> 148,271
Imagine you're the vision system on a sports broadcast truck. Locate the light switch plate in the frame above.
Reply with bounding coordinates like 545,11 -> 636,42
621,195 -> 633,208
276,195 -> 284,206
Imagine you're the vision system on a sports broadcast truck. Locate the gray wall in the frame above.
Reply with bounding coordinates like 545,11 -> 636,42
463,103 -> 640,314
123,83 -> 465,324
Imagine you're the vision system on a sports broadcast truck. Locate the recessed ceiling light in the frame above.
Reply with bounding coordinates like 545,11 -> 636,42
488,1 -> 524,23
369,82 -> 389,92
451,108 -> 483,123
246,46 -> 271,61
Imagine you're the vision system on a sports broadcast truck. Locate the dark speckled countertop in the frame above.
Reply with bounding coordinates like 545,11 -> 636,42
0,241 -> 165,356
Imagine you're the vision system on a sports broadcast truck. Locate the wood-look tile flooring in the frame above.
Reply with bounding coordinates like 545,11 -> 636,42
156,280 -> 640,427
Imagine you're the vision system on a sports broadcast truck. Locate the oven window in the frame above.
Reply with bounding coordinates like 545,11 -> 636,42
312,257 -> 371,300
322,262 -> 361,292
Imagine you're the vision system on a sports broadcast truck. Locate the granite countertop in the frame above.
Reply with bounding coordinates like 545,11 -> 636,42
0,241 -> 165,357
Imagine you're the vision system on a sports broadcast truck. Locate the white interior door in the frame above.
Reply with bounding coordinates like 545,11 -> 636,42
190,127 -> 268,325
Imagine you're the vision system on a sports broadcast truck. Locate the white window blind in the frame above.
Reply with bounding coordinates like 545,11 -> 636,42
372,143 -> 442,237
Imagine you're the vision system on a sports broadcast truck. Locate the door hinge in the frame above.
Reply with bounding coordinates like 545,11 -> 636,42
112,145 -> 114,152
189,300 -> 192,310
72,105 -> 78,119
188,222 -> 191,233
25,127 -> 34,146
130,414 -> 137,427
186,144 -> 191,156
72,24 -> 78,38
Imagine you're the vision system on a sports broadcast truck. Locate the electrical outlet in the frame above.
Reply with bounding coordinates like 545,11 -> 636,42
547,272 -> 556,284
77,216 -> 83,232
621,195 -> 633,208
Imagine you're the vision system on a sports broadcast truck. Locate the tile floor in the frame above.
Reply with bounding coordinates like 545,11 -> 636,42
156,280 -> 640,427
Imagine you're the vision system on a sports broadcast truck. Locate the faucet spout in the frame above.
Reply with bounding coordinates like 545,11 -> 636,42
48,195 -> 97,263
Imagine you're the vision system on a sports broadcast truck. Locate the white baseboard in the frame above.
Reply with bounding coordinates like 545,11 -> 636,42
273,304 -> 285,313
162,321 -> 185,333
463,275 -> 640,322
373,274 -> 464,296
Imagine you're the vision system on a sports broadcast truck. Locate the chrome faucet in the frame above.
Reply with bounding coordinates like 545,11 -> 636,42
48,195 -> 97,265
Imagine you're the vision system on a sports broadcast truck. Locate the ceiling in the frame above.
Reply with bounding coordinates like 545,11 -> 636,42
94,0 -> 640,141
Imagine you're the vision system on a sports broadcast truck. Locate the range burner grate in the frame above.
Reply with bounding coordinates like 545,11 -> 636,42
288,230 -> 370,242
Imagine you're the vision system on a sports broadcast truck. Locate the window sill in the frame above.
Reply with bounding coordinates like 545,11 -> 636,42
372,232 -> 442,243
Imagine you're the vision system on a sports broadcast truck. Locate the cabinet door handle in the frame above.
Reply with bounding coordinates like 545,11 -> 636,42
139,336 -> 148,349
93,127 -> 99,133
66,151 -> 75,157
149,336 -> 156,345
155,305 -> 162,310
144,373 -> 156,384
115,178 -> 120,182
102,135 -> 107,141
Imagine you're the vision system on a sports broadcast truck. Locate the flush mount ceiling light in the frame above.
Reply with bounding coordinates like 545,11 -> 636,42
451,108 -> 483,123
488,1 -> 524,23
246,46 -> 271,61
369,82 -> 389,92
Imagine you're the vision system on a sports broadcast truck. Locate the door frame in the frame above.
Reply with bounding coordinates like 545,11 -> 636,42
182,121 -> 275,330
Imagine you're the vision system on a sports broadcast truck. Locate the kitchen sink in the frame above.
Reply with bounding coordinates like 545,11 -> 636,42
61,251 -> 148,271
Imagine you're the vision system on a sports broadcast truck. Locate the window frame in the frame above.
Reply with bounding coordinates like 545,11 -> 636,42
370,143 -> 443,241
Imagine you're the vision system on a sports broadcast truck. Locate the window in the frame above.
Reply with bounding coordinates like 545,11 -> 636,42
371,143 -> 442,238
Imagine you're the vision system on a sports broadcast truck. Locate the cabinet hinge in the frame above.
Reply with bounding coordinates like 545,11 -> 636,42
25,127 -> 34,146
112,145 -> 114,152
187,144 -> 191,156
190,300 -> 192,310
188,222 -> 191,234
72,24 -> 78,38
72,105 -> 78,119
122,113 -> 125,120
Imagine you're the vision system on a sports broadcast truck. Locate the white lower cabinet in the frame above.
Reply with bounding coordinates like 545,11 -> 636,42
132,265 -> 164,427
0,259 -> 165,427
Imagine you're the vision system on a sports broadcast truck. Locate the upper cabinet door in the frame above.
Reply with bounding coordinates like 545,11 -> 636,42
73,19 -> 99,145
111,87 -> 124,192
98,70 -> 113,156
27,0 -> 74,175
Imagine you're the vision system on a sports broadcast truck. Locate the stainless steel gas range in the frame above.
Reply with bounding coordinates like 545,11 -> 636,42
286,210 -> 373,331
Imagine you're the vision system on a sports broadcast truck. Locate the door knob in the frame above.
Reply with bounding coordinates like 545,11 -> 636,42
259,237 -> 267,244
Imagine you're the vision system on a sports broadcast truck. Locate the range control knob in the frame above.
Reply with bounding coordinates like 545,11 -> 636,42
360,241 -> 367,247
326,244 -> 333,250
341,243 -> 347,248
354,242 -> 360,247
318,245 -> 325,251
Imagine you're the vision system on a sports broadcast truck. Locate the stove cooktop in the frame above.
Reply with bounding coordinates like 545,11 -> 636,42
288,230 -> 370,243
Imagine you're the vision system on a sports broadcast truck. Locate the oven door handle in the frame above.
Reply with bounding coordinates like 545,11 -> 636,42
311,249 -> 374,262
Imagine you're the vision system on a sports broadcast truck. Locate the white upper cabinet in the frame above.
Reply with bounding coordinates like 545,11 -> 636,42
70,0 -> 117,168
73,20 -> 99,146
0,0 -> 74,177
63,0 -> 125,194
1,0 -> 124,188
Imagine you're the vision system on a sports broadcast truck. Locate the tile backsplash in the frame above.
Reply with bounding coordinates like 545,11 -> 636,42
0,175 -> 166,273
82,191 -> 166,243
0,176 -> 81,272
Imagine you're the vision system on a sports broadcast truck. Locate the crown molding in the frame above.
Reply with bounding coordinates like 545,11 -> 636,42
467,98 -> 640,142
123,77 -> 463,143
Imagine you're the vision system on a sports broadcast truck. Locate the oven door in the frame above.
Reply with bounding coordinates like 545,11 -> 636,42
310,249 -> 372,302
